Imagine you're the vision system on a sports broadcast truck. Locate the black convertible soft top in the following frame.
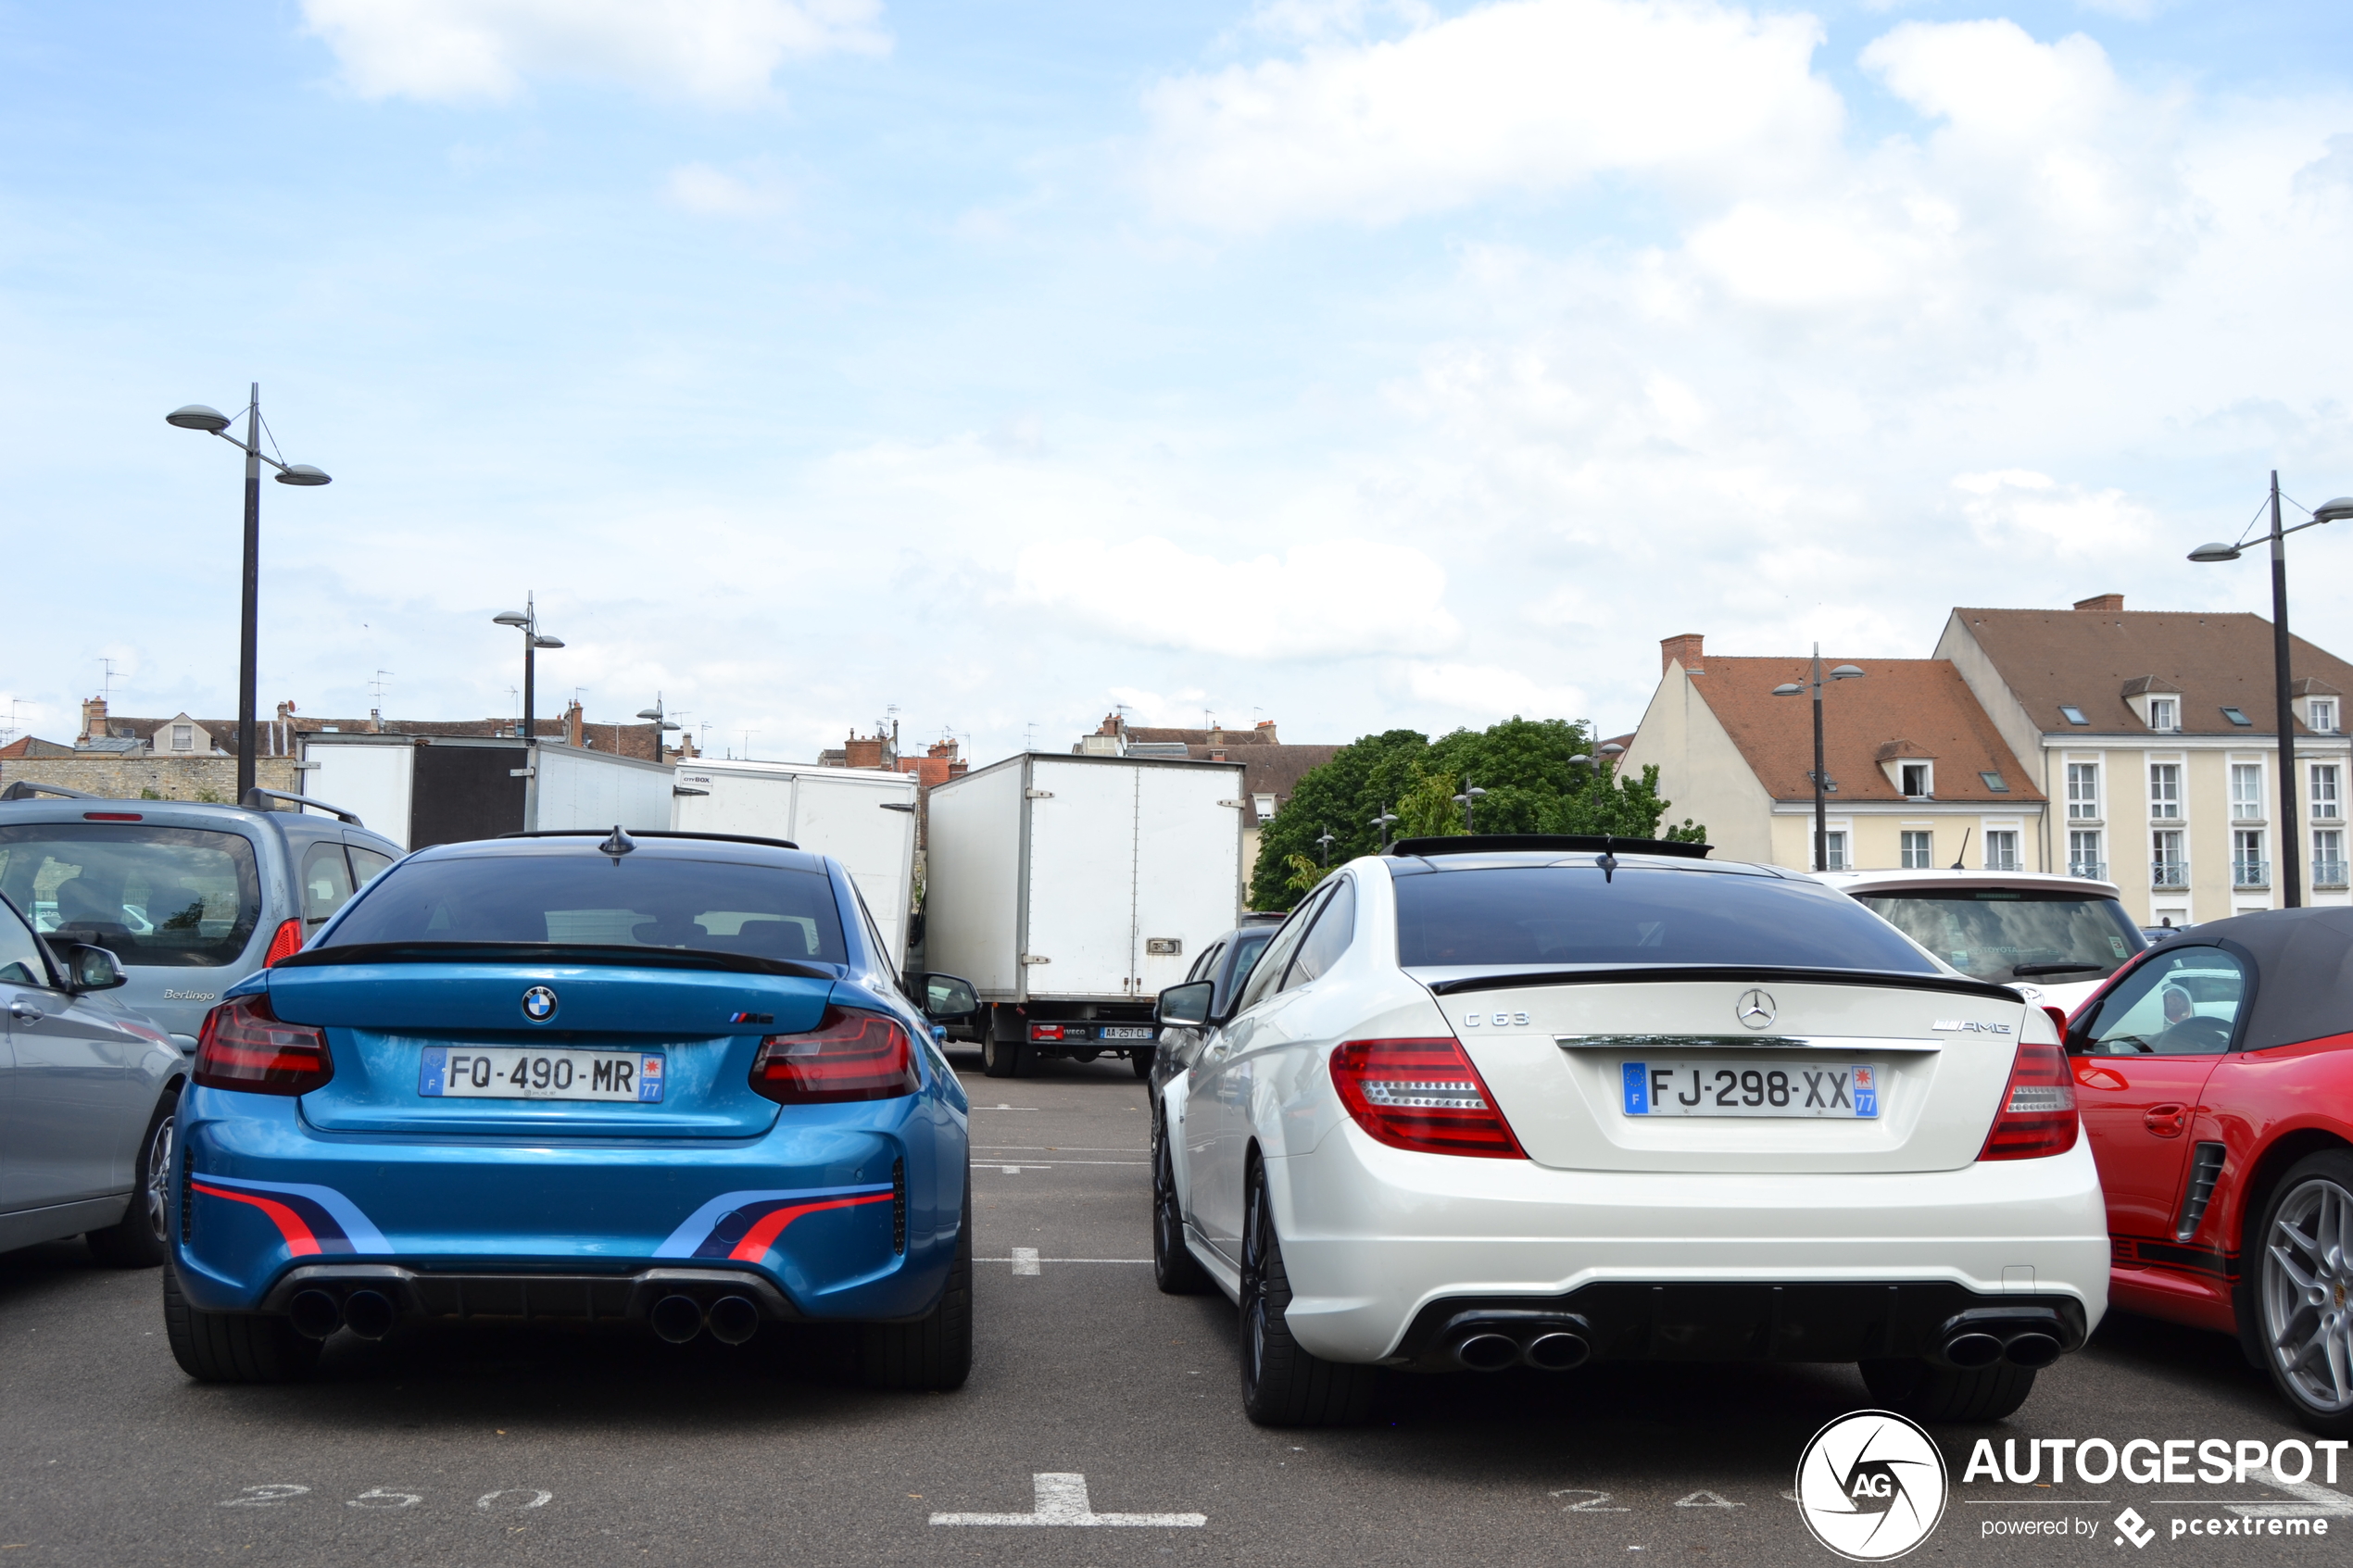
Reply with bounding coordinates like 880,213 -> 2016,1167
2165,906 -> 2353,1052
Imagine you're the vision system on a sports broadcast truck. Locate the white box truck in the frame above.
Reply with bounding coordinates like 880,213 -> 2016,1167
671,759 -> 919,966
923,752 -> 1245,1078
298,735 -> 673,850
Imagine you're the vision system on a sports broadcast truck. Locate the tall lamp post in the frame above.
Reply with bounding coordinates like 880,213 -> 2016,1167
2187,474 -> 2353,909
492,595 -> 564,744
636,694 -> 683,764
1453,779 -> 1488,834
165,387 -> 332,802
1772,646 -> 1865,872
1370,804 -> 1398,850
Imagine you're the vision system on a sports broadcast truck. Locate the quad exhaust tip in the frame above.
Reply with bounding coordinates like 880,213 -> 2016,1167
1449,1324 -> 1592,1373
649,1294 -> 705,1345
1940,1324 -> 2064,1371
706,1295 -> 761,1346
288,1288 -> 342,1341
344,1289 -> 396,1340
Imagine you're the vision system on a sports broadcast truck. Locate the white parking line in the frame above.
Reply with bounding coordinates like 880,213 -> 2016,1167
1010,1248 -> 1041,1275
977,1161 -> 1148,1170
980,1257 -> 1151,1267
974,1146 -> 1146,1153
930,1474 -> 1205,1527
2231,1468 -> 2353,1518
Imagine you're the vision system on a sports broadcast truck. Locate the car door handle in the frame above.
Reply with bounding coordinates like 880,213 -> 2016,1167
2144,1102 -> 2187,1137
7,997 -> 42,1023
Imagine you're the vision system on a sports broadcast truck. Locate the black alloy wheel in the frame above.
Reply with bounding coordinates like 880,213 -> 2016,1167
87,1087 -> 180,1269
1237,1162 -> 1377,1426
1152,1114 -> 1211,1295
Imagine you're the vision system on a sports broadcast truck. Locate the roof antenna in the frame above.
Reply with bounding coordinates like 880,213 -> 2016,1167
598,823 -> 635,859
1950,826 -> 1971,872
1598,834 -> 1618,884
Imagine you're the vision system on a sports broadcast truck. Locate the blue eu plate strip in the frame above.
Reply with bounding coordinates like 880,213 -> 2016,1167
1621,1061 -> 1648,1116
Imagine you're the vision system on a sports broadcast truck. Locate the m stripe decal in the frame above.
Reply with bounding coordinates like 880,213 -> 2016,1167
724,1193 -> 897,1262
190,1182 -> 324,1257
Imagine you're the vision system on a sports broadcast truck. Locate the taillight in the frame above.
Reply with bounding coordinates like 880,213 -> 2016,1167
1329,1038 -> 1526,1159
1978,1037 -> 2079,1160
195,995 -> 333,1096
262,919 -> 305,966
750,1007 -> 920,1104
1029,1023 -> 1065,1042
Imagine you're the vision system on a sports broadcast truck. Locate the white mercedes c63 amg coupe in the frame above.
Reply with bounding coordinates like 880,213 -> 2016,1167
1149,835 -> 2106,1427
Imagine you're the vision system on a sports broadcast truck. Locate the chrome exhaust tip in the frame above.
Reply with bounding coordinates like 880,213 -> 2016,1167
649,1294 -> 706,1345
1453,1332 -> 1521,1372
287,1288 -> 343,1341
342,1288 -> 397,1341
706,1295 -> 761,1347
2002,1331 -> 2063,1369
1523,1332 -> 1591,1372
1942,1331 -> 2005,1370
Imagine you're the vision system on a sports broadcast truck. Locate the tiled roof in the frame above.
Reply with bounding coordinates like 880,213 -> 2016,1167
1687,658 -> 2045,804
1188,743 -> 1344,806
1954,607 -> 2353,736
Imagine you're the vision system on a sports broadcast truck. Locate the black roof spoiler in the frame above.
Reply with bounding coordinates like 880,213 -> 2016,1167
498,829 -> 802,851
1386,834 -> 1713,860
0,781 -> 94,801
242,787 -> 365,825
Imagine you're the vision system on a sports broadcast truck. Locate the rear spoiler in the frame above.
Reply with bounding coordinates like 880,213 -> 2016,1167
0,781 -> 94,801
1420,964 -> 2024,1004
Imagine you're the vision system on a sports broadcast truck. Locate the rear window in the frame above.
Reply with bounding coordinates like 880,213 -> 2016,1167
0,823 -> 262,968
1393,865 -> 1938,972
1851,889 -> 2143,986
321,853 -> 849,965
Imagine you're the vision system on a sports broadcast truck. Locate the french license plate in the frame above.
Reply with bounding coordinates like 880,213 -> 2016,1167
420,1047 -> 665,1103
1621,1061 -> 1879,1119
1100,1026 -> 1154,1041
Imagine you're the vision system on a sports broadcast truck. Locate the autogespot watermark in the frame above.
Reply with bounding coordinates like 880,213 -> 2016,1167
1959,1436 -> 2342,1549
1796,1411 -> 1949,1562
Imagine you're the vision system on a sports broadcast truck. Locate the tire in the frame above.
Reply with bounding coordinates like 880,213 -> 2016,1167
862,1166 -> 973,1391
163,1264 -> 321,1384
87,1085 -> 180,1269
1859,1357 -> 2037,1423
1239,1162 -> 1377,1426
1152,1114 -> 1212,1296
2248,1149 -> 2353,1436
981,1034 -> 1026,1079
1131,1047 -> 1155,1079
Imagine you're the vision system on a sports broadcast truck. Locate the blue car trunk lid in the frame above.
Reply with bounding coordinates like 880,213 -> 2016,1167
268,961 -> 832,1139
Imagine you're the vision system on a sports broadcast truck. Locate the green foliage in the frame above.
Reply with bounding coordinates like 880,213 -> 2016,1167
138,787 -> 164,800
1248,717 -> 1708,910
194,788 -> 224,804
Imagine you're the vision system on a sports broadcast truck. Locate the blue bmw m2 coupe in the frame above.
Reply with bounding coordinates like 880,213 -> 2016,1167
164,828 -> 978,1388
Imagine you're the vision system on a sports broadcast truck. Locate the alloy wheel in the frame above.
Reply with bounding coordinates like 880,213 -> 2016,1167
2263,1176 -> 2353,1413
1239,1179 -> 1267,1386
144,1115 -> 175,1242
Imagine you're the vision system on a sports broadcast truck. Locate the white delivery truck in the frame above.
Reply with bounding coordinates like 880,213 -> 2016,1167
923,751 -> 1245,1079
298,735 -> 673,850
671,759 -> 919,966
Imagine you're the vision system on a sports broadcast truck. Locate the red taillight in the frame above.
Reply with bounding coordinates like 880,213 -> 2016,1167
83,811 -> 143,822
1978,1037 -> 2079,1160
262,919 -> 305,966
1329,1038 -> 1526,1159
1029,1023 -> 1065,1042
750,1007 -> 921,1105
195,995 -> 333,1096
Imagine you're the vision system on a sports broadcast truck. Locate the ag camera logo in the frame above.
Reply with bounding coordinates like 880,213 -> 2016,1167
1796,1411 -> 1947,1562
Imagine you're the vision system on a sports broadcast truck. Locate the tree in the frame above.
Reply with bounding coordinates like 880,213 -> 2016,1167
1248,717 -> 1706,909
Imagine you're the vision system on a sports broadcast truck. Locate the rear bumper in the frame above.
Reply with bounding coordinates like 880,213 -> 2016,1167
170,1085 -> 963,1323
1272,1123 -> 2109,1364
259,1262 -> 810,1325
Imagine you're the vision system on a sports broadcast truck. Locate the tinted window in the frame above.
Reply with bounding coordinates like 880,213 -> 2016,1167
1393,865 -> 1938,972
347,846 -> 395,886
1233,889 -> 1329,1016
1283,878 -> 1356,991
1852,889 -> 2143,985
0,897 -> 47,986
0,824 -> 262,969
1213,930 -> 1275,1016
2077,946 -> 2246,1058
300,841 -> 357,930
322,852 -> 849,964
1187,941 -> 1225,985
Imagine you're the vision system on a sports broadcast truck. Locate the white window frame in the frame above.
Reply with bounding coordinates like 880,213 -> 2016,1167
2314,829 -> 2346,889
2233,828 -> 2268,886
2148,696 -> 2178,733
1820,830 -> 1849,872
1899,761 -> 1932,798
2066,761 -> 2101,822
2232,761 -> 2266,822
2311,763 -> 2341,822
2148,761 -> 2182,821
2068,828 -> 2104,879
2309,697 -> 2339,734
170,723 -> 193,752
1899,830 -> 1932,869
1982,828 -> 2020,872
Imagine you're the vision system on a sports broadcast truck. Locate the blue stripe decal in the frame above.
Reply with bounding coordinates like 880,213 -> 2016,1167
193,1173 -> 393,1253
652,1184 -> 896,1260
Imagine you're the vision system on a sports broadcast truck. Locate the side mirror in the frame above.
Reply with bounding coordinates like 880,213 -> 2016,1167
61,943 -> 127,993
1156,980 -> 1214,1028
916,973 -> 980,1022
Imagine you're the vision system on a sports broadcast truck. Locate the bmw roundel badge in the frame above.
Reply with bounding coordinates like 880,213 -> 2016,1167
521,985 -> 559,1023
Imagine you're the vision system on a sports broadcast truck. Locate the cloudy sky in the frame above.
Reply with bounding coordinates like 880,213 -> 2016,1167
4,0 -> 2349,768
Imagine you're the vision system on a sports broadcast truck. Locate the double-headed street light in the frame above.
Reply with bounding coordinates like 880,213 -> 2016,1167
1772,646 -> 1866,873
636,694 -> 683,764
2187,472 -> 2353,909
1370,804 -> 1399,850
165,386 -> 332,801
492,595 -> 564,743
1453,780 -> 1488,833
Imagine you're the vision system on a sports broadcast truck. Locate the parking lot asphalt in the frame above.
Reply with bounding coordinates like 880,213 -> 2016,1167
2,1058 -> 2346,1566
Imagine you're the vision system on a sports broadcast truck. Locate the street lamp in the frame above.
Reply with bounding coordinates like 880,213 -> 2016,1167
1771,646 -> 1865,872
1369,804 -> 1398,850
1315,825 -> 1338,866
492,594 -> 564,744
2187,472 -> 2353,909
1453,780 -> 1488,834
165,386 -> 332,801
636,694 -> 684,765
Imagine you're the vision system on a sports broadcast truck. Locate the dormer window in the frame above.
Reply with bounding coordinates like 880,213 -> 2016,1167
2147,697 -> 2178,732
170,723 -> 193,752
1900,761 -> 1931,797
2059,706 -> 2089,726
2312,698 -> 2339,734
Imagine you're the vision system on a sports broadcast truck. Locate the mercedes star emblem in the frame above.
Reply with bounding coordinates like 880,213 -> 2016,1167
521,985 -> 560,1023
1735,988 -> 1777,1030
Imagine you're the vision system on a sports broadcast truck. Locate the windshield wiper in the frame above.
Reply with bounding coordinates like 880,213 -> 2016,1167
2012,961 -> 2103,977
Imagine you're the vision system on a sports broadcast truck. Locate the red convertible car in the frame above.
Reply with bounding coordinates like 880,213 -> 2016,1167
2065,907 -> 2353,1434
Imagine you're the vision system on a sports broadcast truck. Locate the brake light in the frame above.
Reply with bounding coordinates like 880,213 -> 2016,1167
195,995 -> 333,1096
1029,1023 -> 1065,1042
1329,1038 -> 1526,1159
83,811 -> 143,822
750,1007 -> 920,1104
262,919 -> 305,966
1978,1037 -> 2079,1160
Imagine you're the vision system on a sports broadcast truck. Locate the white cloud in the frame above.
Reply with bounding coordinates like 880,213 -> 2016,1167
1140,0 -> 1842,230
1954,469 -> 2159,558
665,161 -> 789,216
1396,661 -> 1588,723
1013,536 -> 1458,659
299,0 -> 888,105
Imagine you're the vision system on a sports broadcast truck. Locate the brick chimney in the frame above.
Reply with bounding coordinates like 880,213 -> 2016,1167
844,730 -> 887,770
2073,594 -> 2125,612
1253,719 -> 1278,745
79,696 -> 107,745
1660,633 -> 1705,674
563,699 -> 585,748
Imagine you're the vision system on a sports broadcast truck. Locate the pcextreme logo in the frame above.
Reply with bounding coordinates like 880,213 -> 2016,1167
1796,1410 -> 1949,1562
